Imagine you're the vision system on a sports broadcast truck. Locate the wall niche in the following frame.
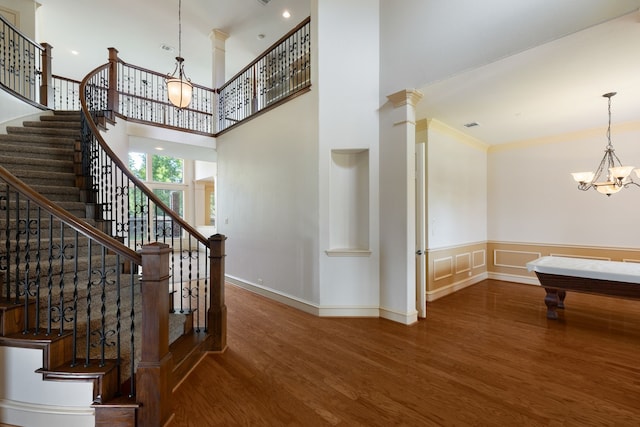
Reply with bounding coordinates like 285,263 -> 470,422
327,149 -> 370,256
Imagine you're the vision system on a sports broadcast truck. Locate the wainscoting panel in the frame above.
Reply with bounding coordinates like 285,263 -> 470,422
424,242 -> 640,300
433,257 -> 453,281
455,253 -> 471,274
487,242 -> 640,284
427,242 -> 487,300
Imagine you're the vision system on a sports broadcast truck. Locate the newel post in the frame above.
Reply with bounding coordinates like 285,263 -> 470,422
137,242 -> 174,426
208,234 -> 227,351
39,43 -> 53,107
107,47 -> 119,115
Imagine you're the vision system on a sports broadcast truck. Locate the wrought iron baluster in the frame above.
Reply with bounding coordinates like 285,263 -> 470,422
0,185 -> 10,302
85,239 -> 92,366
46,214 -> 54,334
14,192 -> 21,309
129,262 -> 136,398
34,207 -> 43,332
71,232 -> 79,367
115,254 -> 121,386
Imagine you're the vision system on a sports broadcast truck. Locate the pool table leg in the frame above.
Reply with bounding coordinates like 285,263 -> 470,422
557,290 -> 566,309
544,288 -> 560,320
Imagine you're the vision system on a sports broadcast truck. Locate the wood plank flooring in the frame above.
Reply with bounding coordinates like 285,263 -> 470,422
169,280 -> 640,426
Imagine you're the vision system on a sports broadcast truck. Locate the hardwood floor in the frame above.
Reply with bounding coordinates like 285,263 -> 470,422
169,280 -> 640,426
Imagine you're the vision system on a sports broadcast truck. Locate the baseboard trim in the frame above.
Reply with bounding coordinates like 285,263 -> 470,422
488,272 -> 541,286
226,276 -> 320,316
426,272 -> 488,302
379,308 -> 418,325
226,276 -> 386,320
0,398 -> 94,427
317,307 -> 380,317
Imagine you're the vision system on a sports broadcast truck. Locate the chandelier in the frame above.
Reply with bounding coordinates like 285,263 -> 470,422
571,92 -> 639,196
166,0 -> 193,109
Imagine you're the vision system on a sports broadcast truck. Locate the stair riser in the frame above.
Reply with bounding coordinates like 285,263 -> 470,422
40,115 -> 81,123
22,120 -> 81,130
6,126 -> 81,139
11,176 -> 77,187
0,158 -> 74,173
0,146 -> 74,161
0,134 -> 76,149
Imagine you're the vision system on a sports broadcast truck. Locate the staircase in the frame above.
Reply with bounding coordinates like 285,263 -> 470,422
0,111 -> 190,424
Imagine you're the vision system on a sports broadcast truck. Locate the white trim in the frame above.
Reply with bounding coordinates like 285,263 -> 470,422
488,240 -> 640,252
0,399 -> 94,427
487,272 -> 540,286
455,253 -> 471,274
325,249 -> 372,257
433,256 -> 453,280
493,249 -> 542,269
317,307 -> 379,317
227,276 -> 402,321
548,252 -> 610,261
426,241 -> 486,252
426,272 -> 488,301
379,307 -> 418,325
225,275 -> 320,316
472,250 -> 486,268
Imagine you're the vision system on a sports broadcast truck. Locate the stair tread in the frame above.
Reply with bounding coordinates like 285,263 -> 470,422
0,133 -> 76,145
23,120 -> 79,127
38,358 -> 118,376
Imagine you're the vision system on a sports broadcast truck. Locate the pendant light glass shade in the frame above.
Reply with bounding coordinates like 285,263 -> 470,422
167,58 -> 192,108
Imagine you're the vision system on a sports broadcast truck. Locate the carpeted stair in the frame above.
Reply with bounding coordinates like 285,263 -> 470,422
0,111 -> 186,381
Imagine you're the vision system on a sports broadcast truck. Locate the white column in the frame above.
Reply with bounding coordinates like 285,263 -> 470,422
379,88 -> 423,324
209,29 -> 229,88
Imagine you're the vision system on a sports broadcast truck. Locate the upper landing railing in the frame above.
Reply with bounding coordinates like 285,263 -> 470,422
0,15 -> 311,136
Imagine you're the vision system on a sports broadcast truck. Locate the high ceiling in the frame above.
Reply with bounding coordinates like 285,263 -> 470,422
415,10 -> 640,146
32,0 -> 640,147
35,0 -> 311,84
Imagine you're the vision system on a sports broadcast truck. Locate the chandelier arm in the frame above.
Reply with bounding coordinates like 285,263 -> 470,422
611,150 -> 625,168
590,151 -> 609,184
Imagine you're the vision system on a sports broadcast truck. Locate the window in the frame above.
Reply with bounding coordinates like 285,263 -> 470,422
128,152 -> 187,240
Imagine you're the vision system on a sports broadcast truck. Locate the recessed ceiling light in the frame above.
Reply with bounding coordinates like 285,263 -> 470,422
70,50 -> 79,55
464,122 -> 479,128
257,34 -> 265,40
282,10 -> 291,19
161,44 -> 175,52
155,146 -> 165,151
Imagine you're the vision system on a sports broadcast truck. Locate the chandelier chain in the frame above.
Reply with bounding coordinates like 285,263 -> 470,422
178,0 -> 182,59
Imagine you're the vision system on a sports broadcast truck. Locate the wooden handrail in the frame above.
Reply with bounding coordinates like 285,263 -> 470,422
79,63 -> 210,248
0,164 -> 140,263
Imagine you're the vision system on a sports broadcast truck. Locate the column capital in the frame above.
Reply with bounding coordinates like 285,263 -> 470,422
209,29 -> 230,43
387,89 -> 423,108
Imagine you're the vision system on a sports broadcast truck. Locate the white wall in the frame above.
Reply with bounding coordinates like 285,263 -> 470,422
315,0 -> 380,312
0,347 -> 94,427
427,121 -> 488,249
0,0 -> 36,38
0,88 -> 44,128
216,93 -> 321,306
488,122 -> 640,247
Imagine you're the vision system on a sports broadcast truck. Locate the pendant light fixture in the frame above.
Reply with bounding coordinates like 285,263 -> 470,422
166,0 -> 192,109
571,92 -> 639,196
